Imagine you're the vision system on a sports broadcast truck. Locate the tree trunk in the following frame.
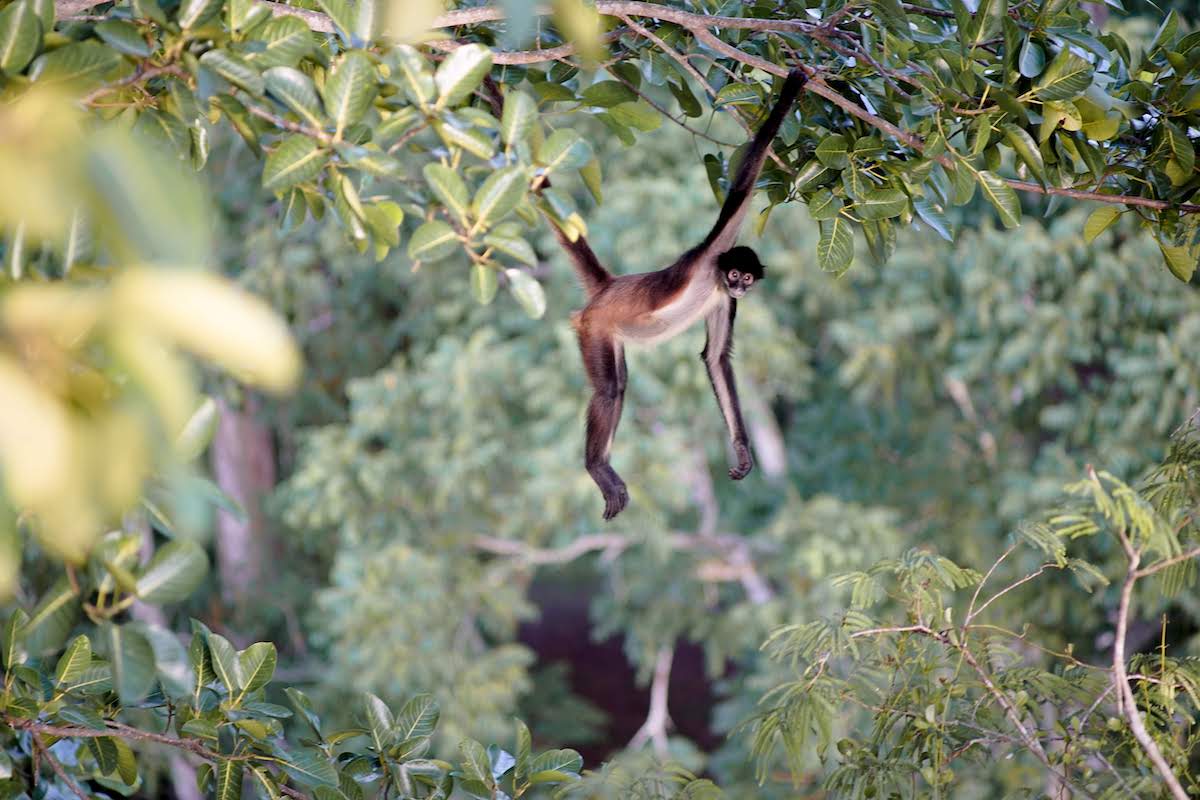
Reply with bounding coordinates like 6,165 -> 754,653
210,397 -> 276,608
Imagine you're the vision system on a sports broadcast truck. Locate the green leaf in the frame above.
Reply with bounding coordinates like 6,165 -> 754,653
976,170 -> 1021,228
529,770 -> 576,785
581,79 -> 635,108
668,79 -> 701,117
57,706 -> 106,730
23,579 -> 77,656
459,740 -> 493,787
528,749 -> 582,775
1163,120 -> 1194,175
286,688 -> 323,739
94,20 -> 151,57
30,41 -> 122,85
262,135 -> 328,192
1018,34 -> 1045,78
913,198 -> 953,241
247,16 -> 313,69
237,642 -> 276,695
313,0 -> 353,39
87,736 -> 119,776
363,201 -> 403,250
435,43 -> 492,108
471,263 -> 498,304
501,89 -> 537,146
505,269 -> 546,318
815,134 -> 850,169
206,632 -> 243,693
277,749 -> 338,787
263,67 -> 325,130
54,634 -> 92,689
807,189 -> 842,221
391,45 -> 435,107
364,693 -> 394,752
1,608 -> 26,669
472,167 -> 527,229
228,0 -> 269,30
176,0 -> 222,28
1160,242 -> 1195,282
114,739 -> 138,786
607,101 -> 660,132
198,49 -> 264,95
817,217 -> 854,274
715,82 -> 761,107
483,232 -> 536,266
136,540 -> 209,605
853,186 -> 908,221
0,1 -> 38,74
1083,205 -> 1120,244
323,50 -> 376,138
353,0 -> 380,42
395,693 -> 439,740
434,121 -> 495,160
422,164 -> 471,226
407,220 -> 459,262
514,720 -> 532,787
538,129 -> 593,172
107,623 -> 156,704
216,761 -> 243,800
1003,124 -> 1045,184
1033,48 -> 1093,101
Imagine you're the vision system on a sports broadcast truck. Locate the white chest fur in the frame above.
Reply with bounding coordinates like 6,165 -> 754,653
621,276 -> 722,346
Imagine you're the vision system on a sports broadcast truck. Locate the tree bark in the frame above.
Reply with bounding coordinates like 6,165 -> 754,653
210,397 -> 276,608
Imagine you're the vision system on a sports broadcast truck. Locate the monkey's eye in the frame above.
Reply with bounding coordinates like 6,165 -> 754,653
728,270 -> 740,281
743,275 -> 754,286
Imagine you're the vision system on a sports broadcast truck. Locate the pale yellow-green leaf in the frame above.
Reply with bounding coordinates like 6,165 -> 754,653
434,43 -> 493,108
114,268 -> 302,393
1083,205 -> 1121,244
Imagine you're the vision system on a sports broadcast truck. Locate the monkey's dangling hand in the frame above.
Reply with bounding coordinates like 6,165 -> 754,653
729,442 -> 754,481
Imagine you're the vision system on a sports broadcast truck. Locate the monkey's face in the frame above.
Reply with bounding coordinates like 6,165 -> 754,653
724,268 -> 757,298
718,246 -> 766,298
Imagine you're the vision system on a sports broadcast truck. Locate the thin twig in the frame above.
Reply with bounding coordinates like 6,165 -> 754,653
1134,544 -> 1200,579
33,736 -> 90,800
1112,549 -> 1189,800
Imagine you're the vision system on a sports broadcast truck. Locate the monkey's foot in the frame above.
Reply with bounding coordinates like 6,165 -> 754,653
729,443 -> 753,481
602,482 -> 629,520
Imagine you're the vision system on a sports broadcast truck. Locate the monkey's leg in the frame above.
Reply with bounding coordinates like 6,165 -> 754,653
580,332 -> 629,520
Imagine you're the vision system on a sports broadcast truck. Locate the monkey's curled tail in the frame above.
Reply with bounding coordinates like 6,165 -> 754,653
546,217 -> 612,297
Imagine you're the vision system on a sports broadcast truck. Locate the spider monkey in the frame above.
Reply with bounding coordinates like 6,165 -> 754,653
546,69 -> 806,520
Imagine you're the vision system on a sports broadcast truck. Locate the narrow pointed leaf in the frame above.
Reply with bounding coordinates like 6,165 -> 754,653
976,170 -> 1021,228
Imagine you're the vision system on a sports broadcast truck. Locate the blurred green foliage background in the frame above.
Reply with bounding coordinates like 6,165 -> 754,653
5,0 -> 1200,797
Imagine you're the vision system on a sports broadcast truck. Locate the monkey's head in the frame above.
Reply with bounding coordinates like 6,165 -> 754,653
718,246 -> 766,298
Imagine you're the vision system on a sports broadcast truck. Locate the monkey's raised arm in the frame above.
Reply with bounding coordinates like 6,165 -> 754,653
702,69 -> 807,252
